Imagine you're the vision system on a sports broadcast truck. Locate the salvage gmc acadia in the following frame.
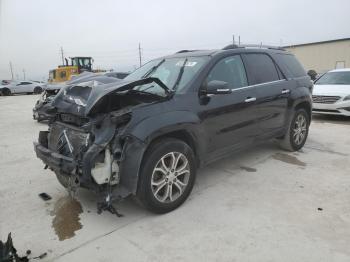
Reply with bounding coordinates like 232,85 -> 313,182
34,45 -> 313,213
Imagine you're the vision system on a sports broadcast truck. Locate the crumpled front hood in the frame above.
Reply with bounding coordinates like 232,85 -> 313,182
51,77 -> 170,117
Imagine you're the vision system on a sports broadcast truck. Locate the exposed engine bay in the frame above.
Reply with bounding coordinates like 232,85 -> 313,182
34,78 -> 169,214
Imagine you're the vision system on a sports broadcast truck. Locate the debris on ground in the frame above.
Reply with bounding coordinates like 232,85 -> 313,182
32,252 -> 47,260
38,193 -> 52,201
97,201 -> 123,217
318,207 -> 323,211
0,233 -> 30,262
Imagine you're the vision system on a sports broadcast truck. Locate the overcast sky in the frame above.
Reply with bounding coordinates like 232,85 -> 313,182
0,0 -> 349,81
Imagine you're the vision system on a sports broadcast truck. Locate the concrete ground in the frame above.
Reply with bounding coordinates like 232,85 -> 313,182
0,94 -> 349,262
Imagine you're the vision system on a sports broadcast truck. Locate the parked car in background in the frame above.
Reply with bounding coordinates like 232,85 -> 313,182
312,68 -> 350,116
105,71 -> 129,79
34,46 -> 312,214
0,81 -> 45,96
1,80 -> 13,85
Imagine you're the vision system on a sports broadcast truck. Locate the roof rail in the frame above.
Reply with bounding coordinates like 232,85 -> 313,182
175,50 -> 199,54
223,44 -> 286,51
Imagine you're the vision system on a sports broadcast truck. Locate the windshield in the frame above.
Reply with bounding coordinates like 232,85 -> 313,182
124,56 -> 209,95
315,71 -> 350,85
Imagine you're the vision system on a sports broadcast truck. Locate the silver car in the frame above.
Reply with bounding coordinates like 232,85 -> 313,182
0,80 -> 45,96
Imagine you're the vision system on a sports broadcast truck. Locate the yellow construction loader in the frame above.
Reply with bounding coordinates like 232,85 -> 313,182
48,57 -> 94,83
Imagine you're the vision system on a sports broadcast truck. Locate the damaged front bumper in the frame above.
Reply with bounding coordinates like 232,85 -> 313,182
34,117 -> 147,200
34,142 -> 76,173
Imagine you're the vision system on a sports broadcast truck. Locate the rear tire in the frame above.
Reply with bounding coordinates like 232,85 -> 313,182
137,138 -> 196,214
34,86 -> 42,94
279,108 -> 309,151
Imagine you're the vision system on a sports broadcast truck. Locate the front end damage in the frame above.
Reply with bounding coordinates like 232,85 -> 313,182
34,78 -> 169,214
33,88 -> 60,121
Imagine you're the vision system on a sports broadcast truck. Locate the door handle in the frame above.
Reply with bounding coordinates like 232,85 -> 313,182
281,89 -> 290,94
244,97 -> 256,103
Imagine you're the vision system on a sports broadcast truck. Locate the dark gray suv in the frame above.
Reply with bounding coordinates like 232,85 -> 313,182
34,45 -> 313,214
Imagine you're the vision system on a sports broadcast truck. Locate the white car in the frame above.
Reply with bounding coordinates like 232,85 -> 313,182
312,68 -> 350,116
0,81 -> 44,96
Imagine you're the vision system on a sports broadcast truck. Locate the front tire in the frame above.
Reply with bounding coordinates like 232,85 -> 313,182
280,108 -> 310,151
137,138 -> 196,214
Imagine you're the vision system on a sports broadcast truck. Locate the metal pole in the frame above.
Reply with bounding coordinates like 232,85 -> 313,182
23,69 -> 25,80
9,62 -> 14,80
138,43 -> 142,68
60,47 -> 64,66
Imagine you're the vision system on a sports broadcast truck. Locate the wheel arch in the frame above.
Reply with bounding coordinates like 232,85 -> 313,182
144,129 -> 199,167
294,100 -> 312,124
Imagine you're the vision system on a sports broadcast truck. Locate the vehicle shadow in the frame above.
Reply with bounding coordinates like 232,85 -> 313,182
312,114 -> 350,125
68,140 -> 279,220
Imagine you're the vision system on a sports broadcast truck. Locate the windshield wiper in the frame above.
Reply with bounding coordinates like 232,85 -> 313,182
172,58 -> 188,91
142,59 -> 165,79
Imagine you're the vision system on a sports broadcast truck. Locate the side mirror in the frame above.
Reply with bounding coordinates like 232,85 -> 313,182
202,80 -> 231,95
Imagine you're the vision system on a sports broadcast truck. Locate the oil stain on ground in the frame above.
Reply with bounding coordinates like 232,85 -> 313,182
51,196 -> 83,241
240,166 -> 257,172
272,153 -> 306,167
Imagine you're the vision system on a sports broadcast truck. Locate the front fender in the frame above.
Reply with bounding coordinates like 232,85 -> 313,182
120,110 -> 203,194
129,110 -> 202,144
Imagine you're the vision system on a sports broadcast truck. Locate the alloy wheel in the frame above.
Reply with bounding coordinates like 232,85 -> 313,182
151,152 -> 190,203
293,114 -> 307,145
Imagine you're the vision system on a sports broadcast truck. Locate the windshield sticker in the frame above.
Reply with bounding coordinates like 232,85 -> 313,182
185,61 -> 197,67
175,61 -> 198,67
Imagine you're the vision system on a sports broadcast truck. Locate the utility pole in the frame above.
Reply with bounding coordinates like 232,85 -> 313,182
22,69 -> 26,80
238,35 -> 241,45
9,62 -> 14,80
60,46 -> 65,66
232,35 -> 235,45
138,43 -> 142,68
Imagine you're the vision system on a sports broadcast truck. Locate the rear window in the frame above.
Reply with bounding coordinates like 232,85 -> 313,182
243,53 -> 280,85
276,54 -> 306,78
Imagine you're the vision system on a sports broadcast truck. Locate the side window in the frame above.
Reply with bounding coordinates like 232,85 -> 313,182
243,54 -> 280,85
275,54 -> 306,78
206,55 -> 248,89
